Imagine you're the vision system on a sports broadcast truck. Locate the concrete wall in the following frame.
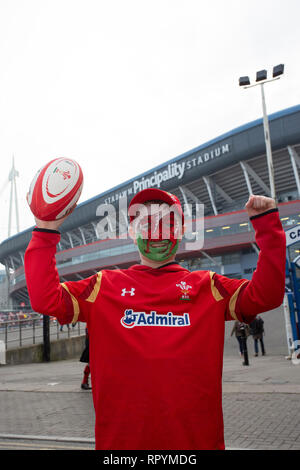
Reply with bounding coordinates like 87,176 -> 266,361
5,334 -> 85,365
224,305 -> 289,357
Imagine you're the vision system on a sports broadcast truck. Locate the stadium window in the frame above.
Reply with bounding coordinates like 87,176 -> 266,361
222,253 -> 240,265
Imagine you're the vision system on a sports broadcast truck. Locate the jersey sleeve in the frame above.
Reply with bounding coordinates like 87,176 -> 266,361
24,229 -> 103,325
61,271 -> 103,324
209,271 -> 249,322
209,208 -> 286,323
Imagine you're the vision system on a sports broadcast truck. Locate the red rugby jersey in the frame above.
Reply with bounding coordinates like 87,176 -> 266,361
24,209 -> 286,450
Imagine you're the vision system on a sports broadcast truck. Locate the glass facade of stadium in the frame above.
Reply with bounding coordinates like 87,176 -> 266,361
1,105 -> 300,308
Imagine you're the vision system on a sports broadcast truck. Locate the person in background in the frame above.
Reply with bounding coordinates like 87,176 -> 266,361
79,327 -> 91,390
250,315 -> 265,356
231,320 -> 250,356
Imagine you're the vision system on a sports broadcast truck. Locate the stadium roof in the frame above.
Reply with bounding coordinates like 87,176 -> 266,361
1,104 -> 300,262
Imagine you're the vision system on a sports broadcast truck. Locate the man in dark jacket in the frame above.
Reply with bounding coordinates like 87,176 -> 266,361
250,316 -> 265,356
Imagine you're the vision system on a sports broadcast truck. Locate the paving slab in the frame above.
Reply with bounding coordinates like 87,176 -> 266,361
0,354 -> 299,450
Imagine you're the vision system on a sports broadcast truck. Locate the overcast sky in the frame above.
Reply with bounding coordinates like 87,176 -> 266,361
0,0 -> 299,243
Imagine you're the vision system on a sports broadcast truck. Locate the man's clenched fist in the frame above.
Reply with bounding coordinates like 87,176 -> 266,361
245,194 -> 276,218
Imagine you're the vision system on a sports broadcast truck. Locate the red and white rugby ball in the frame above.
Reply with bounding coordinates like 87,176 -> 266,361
27,157 -> 83,221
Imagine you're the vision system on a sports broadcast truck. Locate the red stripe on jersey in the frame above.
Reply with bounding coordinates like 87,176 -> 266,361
212,273 -> 230,298
78,274 -> 98,300
60,286 -> 75,324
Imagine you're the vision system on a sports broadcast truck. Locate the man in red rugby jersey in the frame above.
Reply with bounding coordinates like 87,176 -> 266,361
24,189 -> 286,450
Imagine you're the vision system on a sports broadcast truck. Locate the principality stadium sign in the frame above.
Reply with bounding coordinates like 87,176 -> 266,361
104,142 -> 230,204
285,225 -> 300,246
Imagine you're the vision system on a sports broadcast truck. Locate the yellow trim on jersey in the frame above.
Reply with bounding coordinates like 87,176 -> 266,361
61,283 -> 80,324
85,271 -> 102,303
209,271 -> 224,302
228,281 -> 248,321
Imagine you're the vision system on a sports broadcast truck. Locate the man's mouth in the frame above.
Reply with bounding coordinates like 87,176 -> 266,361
149,240 -> 169,248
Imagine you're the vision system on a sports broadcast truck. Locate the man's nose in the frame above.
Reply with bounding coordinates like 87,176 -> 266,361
149,220 -> 161,239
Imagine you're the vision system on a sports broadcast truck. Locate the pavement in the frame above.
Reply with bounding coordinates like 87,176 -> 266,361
0,353 -> 300,451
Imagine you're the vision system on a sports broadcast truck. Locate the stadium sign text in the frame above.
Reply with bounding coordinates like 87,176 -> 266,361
104,143 -> 230,204
286,226 -> 300,247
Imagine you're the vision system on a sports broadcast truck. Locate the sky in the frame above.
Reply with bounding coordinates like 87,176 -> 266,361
0,0 -> 300,243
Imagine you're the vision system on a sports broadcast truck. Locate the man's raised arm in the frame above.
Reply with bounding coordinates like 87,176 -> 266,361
235,195 -> 286,321
24,216 -> 86,325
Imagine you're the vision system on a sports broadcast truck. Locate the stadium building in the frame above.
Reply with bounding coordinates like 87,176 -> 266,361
1,105 -> 300,308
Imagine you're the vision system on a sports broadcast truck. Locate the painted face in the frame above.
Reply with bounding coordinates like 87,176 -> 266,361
134,203 -> 182,261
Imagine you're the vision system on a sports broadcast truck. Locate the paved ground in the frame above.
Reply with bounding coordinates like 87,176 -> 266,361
0,353 -> 299,450
222,354 -> 300,450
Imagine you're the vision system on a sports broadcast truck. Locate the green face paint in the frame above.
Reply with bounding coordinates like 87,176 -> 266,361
137,234 -> 179,262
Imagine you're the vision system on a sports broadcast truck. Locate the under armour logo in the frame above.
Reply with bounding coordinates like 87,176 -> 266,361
121,288 -> 136,296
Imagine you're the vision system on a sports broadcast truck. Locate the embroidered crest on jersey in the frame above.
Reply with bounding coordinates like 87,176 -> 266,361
120,309 -> 190,329
176,281 -> 192,301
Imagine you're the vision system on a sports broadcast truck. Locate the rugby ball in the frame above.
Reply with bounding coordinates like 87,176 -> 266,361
27,157 -> 83,221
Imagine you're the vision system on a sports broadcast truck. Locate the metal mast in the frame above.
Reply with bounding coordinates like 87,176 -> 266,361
8,155 -> 20,237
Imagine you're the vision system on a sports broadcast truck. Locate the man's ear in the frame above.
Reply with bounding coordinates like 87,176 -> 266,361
181,223 -> 186,238
175,222 -> 185,243
128,223 -> 137,244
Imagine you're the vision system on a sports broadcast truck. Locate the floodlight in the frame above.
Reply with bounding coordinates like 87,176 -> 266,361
238,63 -> 285,201
256,70 -> 267,82
273,64 -> 284,78
239,76 -> 250,87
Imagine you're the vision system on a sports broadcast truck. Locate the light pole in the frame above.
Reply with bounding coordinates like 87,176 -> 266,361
8,155 -> 20,237
239,64 -> 285,201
